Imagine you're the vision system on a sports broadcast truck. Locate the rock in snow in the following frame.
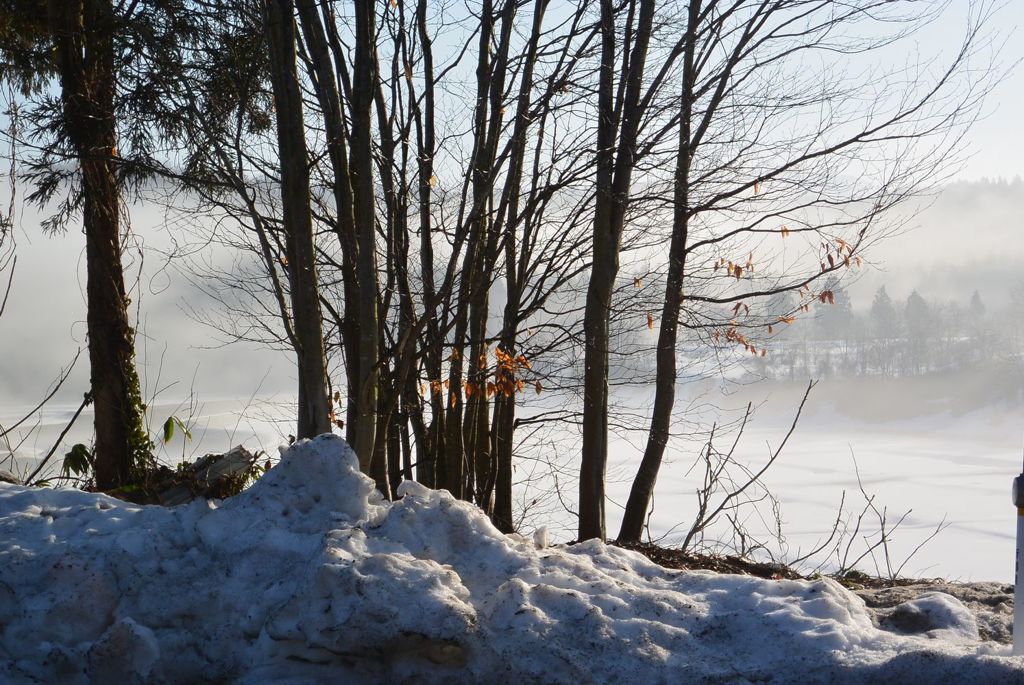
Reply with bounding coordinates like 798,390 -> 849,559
1,434 -> 1023,684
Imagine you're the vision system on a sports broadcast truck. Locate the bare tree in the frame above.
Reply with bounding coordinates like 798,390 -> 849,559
579,0 -> 658,541
616,0 -> 997,541
264,0 -> 332,440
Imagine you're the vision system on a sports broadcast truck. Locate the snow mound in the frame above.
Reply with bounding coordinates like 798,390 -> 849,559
1,434 -> 1023,683
879,592 -> 980,642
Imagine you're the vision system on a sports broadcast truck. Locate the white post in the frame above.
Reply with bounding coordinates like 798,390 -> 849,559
1013,465 -> 1024,656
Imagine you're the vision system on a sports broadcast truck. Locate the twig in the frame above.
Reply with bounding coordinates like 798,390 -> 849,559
25,393 -> 92,485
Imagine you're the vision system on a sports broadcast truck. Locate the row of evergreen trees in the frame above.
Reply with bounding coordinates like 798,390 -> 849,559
749,282 -> 1024,379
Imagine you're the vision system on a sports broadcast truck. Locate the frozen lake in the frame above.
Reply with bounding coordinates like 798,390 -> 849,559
592,370 -> 1024,583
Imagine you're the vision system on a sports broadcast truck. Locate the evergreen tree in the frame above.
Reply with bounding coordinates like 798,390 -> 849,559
871,286 -> 898,341
904,290 -> 931,374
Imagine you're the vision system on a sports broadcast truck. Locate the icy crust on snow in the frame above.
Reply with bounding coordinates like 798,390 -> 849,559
1,434 -> 1023,684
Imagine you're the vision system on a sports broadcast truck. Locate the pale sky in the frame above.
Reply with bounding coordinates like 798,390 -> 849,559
947,0 -> 1023,181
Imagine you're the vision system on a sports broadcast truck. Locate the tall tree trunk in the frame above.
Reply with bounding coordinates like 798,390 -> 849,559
295,0 -> 361,444
487,0 -> 548,532
579,0 -> 655,541
410,0 -> 442,487
465,0 -> 520,508
351,0 -> 380,469
441,0 -> 500,500
265,0 -> 331,440
579,0 -> 620,542
372,39 -> 416,497
618,2 -> 699,542
49,0 -> 149,489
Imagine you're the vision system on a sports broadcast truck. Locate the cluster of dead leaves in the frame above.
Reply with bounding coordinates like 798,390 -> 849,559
420,347 -> 541,408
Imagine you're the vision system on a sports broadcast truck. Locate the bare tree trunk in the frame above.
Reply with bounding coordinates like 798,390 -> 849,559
351,0 -> 380,468
265,0 -> 331,440
441,0 -> 501,501
579,0 -> 655,541
618,1 -> 700,542
49,0 -> 149,489
487,0 -> 549,533
579,0 -> 618,542
411,0 -> 442,487
295,0 -> 361,443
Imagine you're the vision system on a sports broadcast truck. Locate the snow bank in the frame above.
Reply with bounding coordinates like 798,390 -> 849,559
1,434 -> 1022,684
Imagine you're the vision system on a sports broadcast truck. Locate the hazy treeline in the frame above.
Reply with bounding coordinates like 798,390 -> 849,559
747,282 -> 1024,380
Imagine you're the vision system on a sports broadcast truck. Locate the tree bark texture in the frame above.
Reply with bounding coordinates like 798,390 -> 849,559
351,0 -> 381,472
295,0 -> 361,443
265,0 -> 332,440
49,0 -> 149,490
617,2 -> 700,542
579,0 -> 655,541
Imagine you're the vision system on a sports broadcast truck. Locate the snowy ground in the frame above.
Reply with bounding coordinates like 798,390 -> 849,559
3,435 -> 1024,683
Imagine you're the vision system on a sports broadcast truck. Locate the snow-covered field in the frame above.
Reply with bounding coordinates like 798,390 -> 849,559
604,374 -> 1024,583
2,435 -> 1024,683
495,370 -> 1024,584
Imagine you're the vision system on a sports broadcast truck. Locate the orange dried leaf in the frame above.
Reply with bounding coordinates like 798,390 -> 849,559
535,381 -> 543,395
647,312 -> 655,330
